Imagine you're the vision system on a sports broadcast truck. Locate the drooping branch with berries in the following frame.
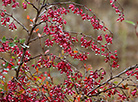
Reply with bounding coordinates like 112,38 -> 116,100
0,0 -> 137,101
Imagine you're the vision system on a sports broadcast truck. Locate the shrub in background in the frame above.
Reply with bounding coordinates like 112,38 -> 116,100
0,0 -> 138,101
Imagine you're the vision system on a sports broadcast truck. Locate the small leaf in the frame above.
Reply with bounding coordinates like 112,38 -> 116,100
87,64 -> 92,71
84,63 -> 86,68
125,20 -> 135,25
34,76 -> 40,81
20,38 -> 25,43
30,19 -> 33,22
14,37 -> 18,43
14,36 -> 17,40
18,89 -> 24,94
36,67 -> 38,73
9,42 -> 15,47
77,96 -> 80,101
35,28 -> 39,32
42,77 -> 46,83
5,62 -> 9,67
27,15 -> 30,19
2,36 -> 6,43
11,66 -> 18,69
26,82 -> 30,86
46,81 -> 49,85
61,50 -> 64,55
73,50 -> 78,53
0,84 -> 4,90
71,77 -> 75,81
12,56 -> 15,59
113,81 -> 118,84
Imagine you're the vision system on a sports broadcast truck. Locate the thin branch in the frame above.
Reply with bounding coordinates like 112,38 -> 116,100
0,57 -> 14,66
91,86 -> 123,96
38,5 -> 55,17
29,34 -> 47,43
113,64 -> 138,78
16,1 -> 46,78
25,0 -> 38,11
25,53 -> 45,62
87,64 -> 138,96
43,0 -> 46,5
0,9 -> 29,34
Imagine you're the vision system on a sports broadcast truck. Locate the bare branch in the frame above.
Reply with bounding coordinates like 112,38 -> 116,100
29,34 -> 47,43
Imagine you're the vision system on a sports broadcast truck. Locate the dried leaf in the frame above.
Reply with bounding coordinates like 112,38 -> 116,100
36,67 -> 38,73
30,19 -> 33,22
46,81 -> 49,85
87,64 -> 92,71
35,28 -> 39,32
27,15 -> 30,19
61,50 -> 64,55
74,50 -> 78,53
42,77 -> 46,83
77,96 -> 81,101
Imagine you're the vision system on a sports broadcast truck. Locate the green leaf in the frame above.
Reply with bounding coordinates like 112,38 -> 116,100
5,62 -> 9,68
2,36 -> 6,43
14,37 -> 18,43
14,36 -> 17,40
113,81 -> 118,84
11,66 -> 18,69
12,56 -> 15,59
125,20 -> 135,25
19,38 -> 25,44
11,66 -> 15,69
0,84 -> 4,90
71,77 -> 75,81
9,42 -> 15,47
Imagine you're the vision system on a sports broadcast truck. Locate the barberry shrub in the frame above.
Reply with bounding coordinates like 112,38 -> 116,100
0,0 -> 138,102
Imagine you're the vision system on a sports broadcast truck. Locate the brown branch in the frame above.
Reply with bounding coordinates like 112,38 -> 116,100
25,53 -> 47,62
16,2 -> 45,79
87,64 -> 138,96
29,34 -> 47,43
0,57 -> 14,66
25,0 -> 38,11
91,86 -> 124,96
0,9 -> 29,34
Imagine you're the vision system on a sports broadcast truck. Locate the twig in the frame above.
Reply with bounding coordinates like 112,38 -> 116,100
25,0 -> 38,11
87,64 -> 138,96
0,9 -> 29,34
29,34 -> 47,43
0,57 -> 14,66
